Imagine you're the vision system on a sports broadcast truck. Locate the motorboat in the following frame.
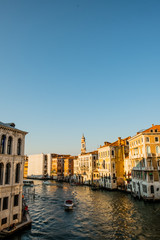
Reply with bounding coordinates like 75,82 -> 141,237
43,181 -> 55,186
43,181 -> 51,185
64,200 -> 74,210
23,180 -> 34,187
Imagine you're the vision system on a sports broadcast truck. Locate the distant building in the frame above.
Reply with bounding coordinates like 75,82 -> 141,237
23,155 -> 28,178
28,153 -> 52,179
129,124 -> 160,200
0,121 -> 27,231
64,157 -> 74,179
78,151 -> 98,183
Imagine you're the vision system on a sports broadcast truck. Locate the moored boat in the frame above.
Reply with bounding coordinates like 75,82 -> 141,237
64,200 -> 74,210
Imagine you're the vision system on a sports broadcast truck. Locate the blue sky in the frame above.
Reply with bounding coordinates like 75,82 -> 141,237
1,0 -> 160,155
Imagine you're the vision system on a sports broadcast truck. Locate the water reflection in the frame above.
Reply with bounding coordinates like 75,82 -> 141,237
11,180 -> 160,240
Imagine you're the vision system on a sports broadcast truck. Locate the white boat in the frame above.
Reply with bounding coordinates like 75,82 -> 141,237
64,200 -> 74,210
23,180 -> 34,187
43,181 -> 55,185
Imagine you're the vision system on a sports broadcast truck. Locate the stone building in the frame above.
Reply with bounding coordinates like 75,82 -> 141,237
0,121 -> 27,231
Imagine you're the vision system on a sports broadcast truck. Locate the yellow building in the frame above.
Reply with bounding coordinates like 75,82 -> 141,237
23,155 -> 28,178
64,157 -> 74,178
129,124 -> 160,200
51,154 -> 70,180
98,137 -> 130,189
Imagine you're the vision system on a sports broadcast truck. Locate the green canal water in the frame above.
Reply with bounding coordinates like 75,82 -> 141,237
11,180 -> 160,240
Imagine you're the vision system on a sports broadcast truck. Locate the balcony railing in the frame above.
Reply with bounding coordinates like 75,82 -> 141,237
142,166 -> 154,171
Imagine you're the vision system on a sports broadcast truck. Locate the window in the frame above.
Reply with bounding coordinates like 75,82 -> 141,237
13,214 -> 18,220
5,163 -> 11,185
15,163 -> 20,183
155,129 -> 158,132
156,146 -> 160,154
112,150 -> 114,157
0,198 -> 1,211
142,184 -> 147,193
150,174 -> 153,181
102,160 -> 105,169
7,136 -> 12,155
3,197 -> 8,210
17,138 -> 21,155
151,185 -> 154,194
0,135 -> 6,154
155,137 -> 159,142
14,195 -> 19,207
0,163 -> 4,185
141,138 -> 143,143
150,129 -> 153,132
146,137 -> 149,142
147,146 -> 151,154
1,218 -> 7,225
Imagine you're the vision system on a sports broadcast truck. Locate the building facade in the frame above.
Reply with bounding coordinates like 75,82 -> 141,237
28,153 -> 52,179
129,124 -> 160,200
98,137 -> 130,189
78,151 -> 98,183
23,155 -> 28,178
0,122 -> 27,231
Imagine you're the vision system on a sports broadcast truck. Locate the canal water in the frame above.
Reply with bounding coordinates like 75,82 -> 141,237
12,180 -> 160,240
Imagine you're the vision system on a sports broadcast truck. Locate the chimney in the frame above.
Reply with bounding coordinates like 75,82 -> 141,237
118,137 -> 121,145
152,124 -> 154,127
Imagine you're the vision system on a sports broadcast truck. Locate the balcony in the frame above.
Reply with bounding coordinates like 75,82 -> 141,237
143,166 -> 154,171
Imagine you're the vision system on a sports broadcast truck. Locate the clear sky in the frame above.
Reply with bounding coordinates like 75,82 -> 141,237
1,0 -> 160,156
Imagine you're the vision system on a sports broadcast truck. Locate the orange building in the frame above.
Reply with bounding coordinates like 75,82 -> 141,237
98,137 -> 130,189
23,155 -> 28,178
64,157 -> 74,178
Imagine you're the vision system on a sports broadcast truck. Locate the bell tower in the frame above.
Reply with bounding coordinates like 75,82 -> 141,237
81,134 -> 86,154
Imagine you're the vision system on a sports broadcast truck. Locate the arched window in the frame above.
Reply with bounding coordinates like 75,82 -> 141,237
15,163 -> 20,183
147,146 -> 151,154
17,139 -> 21,155
7,136 -> 12,155
156,146 -> 160,154
0,163 -> 4,185
0,135 -> 6,154
5,163 -> 11,184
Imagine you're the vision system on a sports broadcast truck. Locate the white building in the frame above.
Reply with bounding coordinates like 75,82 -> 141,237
0,121 -> 27,231
28,153 -> 52,179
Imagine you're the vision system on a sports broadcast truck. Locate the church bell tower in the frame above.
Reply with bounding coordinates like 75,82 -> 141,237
81,134 -> 86,154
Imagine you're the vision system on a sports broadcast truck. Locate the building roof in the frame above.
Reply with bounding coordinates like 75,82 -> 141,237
142,125 -> 160,133
80,150 -> 98,156
129,124 -> 160,140
0,121 -> 28,134
98,137 -> 130,148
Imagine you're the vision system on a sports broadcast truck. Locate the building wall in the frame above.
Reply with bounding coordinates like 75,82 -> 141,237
28,154 -> 44,177
0,123 -> 27,231
23,156 -> 28,178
